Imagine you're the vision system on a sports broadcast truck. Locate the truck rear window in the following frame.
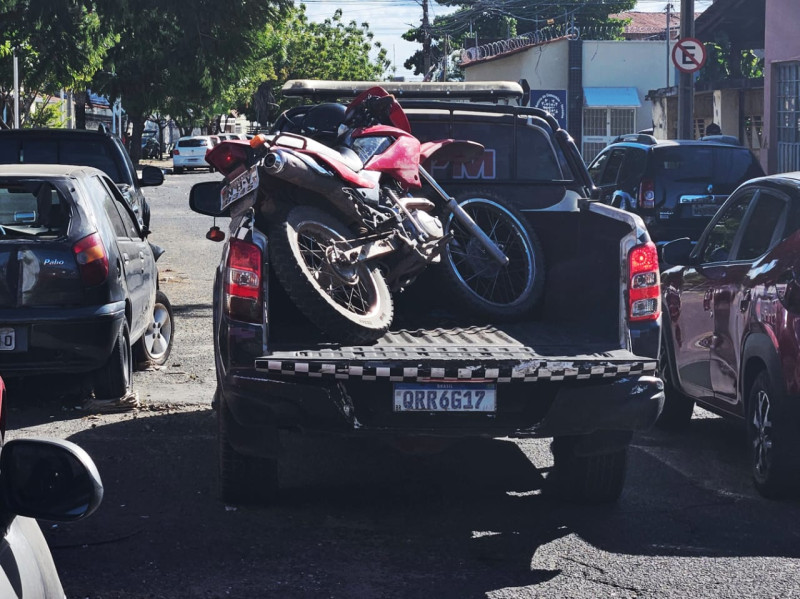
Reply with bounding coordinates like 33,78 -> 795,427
0,139 -> 123,184
652,146 -> 762,187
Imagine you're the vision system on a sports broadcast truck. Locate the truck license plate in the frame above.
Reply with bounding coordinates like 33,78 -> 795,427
221,165 -> 259,212
0,328 -> 15,351
692,203 -> 719,217
393,383 -> 496,413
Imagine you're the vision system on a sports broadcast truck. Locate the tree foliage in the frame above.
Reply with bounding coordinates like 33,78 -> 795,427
1,0 -> 391,155
0,0 -> 116,127
250,5 -> 390,119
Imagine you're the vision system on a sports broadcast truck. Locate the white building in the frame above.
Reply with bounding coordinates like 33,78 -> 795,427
462,36 -> 677,162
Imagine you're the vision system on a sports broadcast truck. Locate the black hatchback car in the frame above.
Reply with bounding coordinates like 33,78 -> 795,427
0,164 -> 172,400
587,136 -> 764,242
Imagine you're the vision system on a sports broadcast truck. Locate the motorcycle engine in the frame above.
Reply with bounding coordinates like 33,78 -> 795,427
412,209 -> 443,239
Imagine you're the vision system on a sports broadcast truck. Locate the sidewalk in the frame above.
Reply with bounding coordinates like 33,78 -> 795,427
139,157 -> 173,172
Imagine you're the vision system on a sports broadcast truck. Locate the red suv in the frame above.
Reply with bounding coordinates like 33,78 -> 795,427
659,172 -> 800,498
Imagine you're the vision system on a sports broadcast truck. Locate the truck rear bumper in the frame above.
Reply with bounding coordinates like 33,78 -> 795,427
220,370 -> 664,458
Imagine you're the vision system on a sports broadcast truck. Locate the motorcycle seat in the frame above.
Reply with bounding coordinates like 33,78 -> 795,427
295,137 -> 364,173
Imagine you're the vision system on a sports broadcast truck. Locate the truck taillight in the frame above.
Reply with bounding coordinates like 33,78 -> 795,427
628,242 -> 660,322
638,179 -> 655,209
224,238 -> 262,323
73,232 -> 109,286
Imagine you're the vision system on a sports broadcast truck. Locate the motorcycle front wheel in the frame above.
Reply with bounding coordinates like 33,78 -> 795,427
269,205 -> 394,345
441,191 -> 544,319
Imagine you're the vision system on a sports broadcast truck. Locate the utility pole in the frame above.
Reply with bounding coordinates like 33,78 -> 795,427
678,0 -> 695,139
12,47 -> 20,128
665,3 -> 673,88
422,0 -> 431,78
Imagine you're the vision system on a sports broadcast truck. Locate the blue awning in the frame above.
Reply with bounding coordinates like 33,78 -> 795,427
583,87 -> 641,107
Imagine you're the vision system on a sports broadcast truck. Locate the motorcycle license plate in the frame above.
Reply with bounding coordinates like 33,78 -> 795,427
0,328 -> 15,351
221,165 -> 259,212
393,383 -> 496,413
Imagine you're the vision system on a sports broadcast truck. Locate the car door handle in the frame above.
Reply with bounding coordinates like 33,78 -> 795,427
740,289 -> 752,313
122,252 -> 130,263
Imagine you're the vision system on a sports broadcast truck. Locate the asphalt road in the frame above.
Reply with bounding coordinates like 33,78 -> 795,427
8,169 -> 800,599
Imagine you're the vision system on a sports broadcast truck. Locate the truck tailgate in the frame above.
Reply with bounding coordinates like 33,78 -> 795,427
255,322 -> 656,383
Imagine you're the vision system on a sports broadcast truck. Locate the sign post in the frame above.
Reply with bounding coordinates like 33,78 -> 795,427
677,0 -> 696,140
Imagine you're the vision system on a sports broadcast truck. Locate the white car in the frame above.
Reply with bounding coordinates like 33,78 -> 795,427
172,136 -> 215,174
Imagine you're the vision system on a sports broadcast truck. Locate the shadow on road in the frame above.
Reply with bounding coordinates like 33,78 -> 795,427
14,404 -> 800,598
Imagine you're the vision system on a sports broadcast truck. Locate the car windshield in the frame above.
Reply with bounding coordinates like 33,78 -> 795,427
0,180 -> 70,237
652,146 -> 762,187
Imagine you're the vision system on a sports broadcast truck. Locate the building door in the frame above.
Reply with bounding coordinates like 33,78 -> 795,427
777,61 -> 800,173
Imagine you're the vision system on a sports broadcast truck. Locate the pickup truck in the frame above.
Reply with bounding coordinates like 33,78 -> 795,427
191,81 -> 664,505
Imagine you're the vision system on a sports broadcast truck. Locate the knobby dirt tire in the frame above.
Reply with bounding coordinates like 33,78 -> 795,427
268,206 -> 393,345
441,190 -> 544,319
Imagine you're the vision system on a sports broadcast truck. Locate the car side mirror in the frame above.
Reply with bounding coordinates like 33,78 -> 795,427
189,181 -> 229,217
140,165 -> 165,187
660,237 -> 695,267
0,438 -> 103,522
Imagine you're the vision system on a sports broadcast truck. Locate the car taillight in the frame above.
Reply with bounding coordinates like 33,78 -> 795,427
73,232 -> 109,286
628,242 -> 661,322
173,149 -> 180,155
224,238 -> 262,323
638,179 -> 655,210
206,141 -> 252,177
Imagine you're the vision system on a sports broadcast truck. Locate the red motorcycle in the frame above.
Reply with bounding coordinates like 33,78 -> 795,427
204,86 -> 542,343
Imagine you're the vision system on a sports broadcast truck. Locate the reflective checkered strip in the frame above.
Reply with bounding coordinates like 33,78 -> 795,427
254,358 -> 658,382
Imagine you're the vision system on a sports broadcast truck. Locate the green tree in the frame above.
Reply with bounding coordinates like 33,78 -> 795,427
95,0 -> 291,161
0,0 -> 116,127
403,0 -> 636,79
237,4 -> 390,123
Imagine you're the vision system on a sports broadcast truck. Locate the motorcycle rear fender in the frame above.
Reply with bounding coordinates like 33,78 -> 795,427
420,140 -> 485,164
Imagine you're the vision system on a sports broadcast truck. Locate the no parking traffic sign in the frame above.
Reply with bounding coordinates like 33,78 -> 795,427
672,37 -> 707,73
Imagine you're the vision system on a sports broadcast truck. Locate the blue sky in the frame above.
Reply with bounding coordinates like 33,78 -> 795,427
300,1 -> 713,80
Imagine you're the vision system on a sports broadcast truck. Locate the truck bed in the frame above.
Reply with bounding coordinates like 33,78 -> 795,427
257,205 -> 658,384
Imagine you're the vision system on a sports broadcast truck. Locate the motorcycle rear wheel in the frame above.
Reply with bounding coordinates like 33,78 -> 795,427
269,206 -> 393,344
441,191 -> 544,319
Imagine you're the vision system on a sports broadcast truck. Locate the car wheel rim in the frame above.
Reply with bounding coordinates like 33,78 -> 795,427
752,388 -> 773,479
144,302 -> 172,360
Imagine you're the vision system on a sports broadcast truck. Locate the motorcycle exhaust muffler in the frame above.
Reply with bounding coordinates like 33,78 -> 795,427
262,149 -> 361,221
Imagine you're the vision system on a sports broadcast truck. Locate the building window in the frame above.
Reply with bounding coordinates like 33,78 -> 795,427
582,107 -> 636,163
777,62 -> 800,173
